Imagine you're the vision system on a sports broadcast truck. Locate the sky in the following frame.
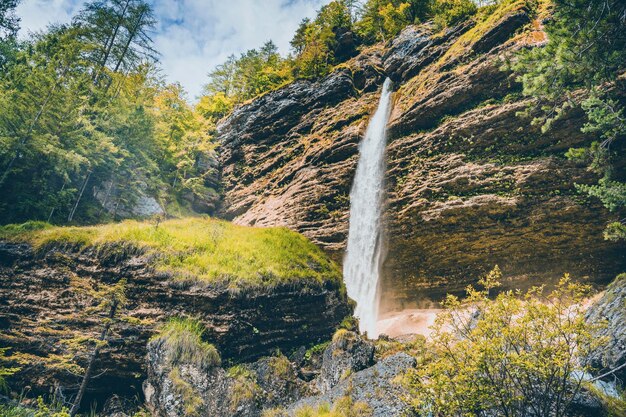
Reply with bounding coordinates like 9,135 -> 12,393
15,0 -> 332,100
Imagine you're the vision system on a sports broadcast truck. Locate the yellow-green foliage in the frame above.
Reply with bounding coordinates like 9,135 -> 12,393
0,397 -> 72,417
0,217 -> 342,288
585,383 -> 626,417
226,364 -> 261,412
292,396 -> 372,417
268,354 -> 292,379
331,329 -> 358,350
405,267 -> 604,417
261,409 -> 288,417
374,335 -> 426,360
152,317 -> 220,369
0,348 -> 19,391
169,366 -> 203,416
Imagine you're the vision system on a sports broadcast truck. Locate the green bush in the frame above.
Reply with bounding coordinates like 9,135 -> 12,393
405,267 -> 605,417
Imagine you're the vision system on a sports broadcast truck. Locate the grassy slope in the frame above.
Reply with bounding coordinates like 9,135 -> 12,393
0,218 -> 342,288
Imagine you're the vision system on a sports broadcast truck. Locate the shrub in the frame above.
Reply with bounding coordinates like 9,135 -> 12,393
332,329 -> 358,349
229,372 -> 261,412
153,317 -> 220,369
405,266 -> 605,417
292,396 -> 371,417
268,354 -> 292,379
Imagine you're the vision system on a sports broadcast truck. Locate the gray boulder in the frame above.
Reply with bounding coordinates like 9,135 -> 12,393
144,338 -> 309,417
292,353 -> 417,417
317,330 -> 375,393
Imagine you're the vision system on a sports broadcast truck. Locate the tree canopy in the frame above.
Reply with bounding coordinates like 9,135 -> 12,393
0,0 -> 217,224
513,0 -> 626,241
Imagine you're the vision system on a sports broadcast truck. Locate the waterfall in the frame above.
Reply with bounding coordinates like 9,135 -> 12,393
343,78 -> 393,337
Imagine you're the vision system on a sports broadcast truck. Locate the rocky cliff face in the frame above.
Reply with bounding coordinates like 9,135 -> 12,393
218,49 -> 385,253
0,242 -> 349,403
217,2 -> 626,310
144,330 -> 415,417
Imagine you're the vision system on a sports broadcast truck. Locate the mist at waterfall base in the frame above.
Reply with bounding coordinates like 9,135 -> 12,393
343,78 -> 393,338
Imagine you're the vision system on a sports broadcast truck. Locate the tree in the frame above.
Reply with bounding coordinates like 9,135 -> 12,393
151,82 -> 215,201
406,267 -> 603,417
204,41 -> 292,103
0,0 -> 20,69
356,0 -> 429,42
74,0 -> 157,91
69,279 -> 127,416
291,0 -> 355,78
0,0 -> 20,39
431,0 -> 476,28
513,0 -> 626,241
0,0 -> 163,225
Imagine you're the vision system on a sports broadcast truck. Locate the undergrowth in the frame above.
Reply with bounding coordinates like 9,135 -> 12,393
152,317 -> 220,369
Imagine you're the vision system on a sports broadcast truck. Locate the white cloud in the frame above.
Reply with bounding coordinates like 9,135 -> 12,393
16,0 -> 83,36
16,0 -> 332,100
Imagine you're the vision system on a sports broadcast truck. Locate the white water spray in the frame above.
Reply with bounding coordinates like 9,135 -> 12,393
343,78 -> 393,337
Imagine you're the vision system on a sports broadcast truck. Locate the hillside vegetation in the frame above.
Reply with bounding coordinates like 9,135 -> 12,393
0,218 -> 342,287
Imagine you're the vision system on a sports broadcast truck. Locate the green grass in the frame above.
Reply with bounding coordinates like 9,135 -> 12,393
152,317 -> 220,369
0,217 -> 342,288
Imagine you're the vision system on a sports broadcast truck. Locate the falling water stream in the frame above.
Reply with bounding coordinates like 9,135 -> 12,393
343,78 -> 393,337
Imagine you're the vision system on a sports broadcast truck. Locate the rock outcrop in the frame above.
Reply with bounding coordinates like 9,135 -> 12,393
144,339 -> 310,417
316,330 -> 375,393
289,353 -> 416,417
217,2 -> 626,308
0,241 -> 350,403
584,273 -> 626,383
144,329 -> 413,417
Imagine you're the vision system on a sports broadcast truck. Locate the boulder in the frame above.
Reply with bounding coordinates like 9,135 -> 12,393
317,330 -> 375,393
584,273 -> 626,383
144,339 -> 310,417
291,353 -> 417,417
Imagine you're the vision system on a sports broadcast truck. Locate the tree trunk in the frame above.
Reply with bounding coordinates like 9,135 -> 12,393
104,7 -> 146,93
69,299 -> 119,417
93,0 -> 131,86
68,170 -> 92,222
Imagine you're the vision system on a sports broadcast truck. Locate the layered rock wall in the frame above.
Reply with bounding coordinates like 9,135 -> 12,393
217,3 -> 626,309
0,242 -> 349,401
